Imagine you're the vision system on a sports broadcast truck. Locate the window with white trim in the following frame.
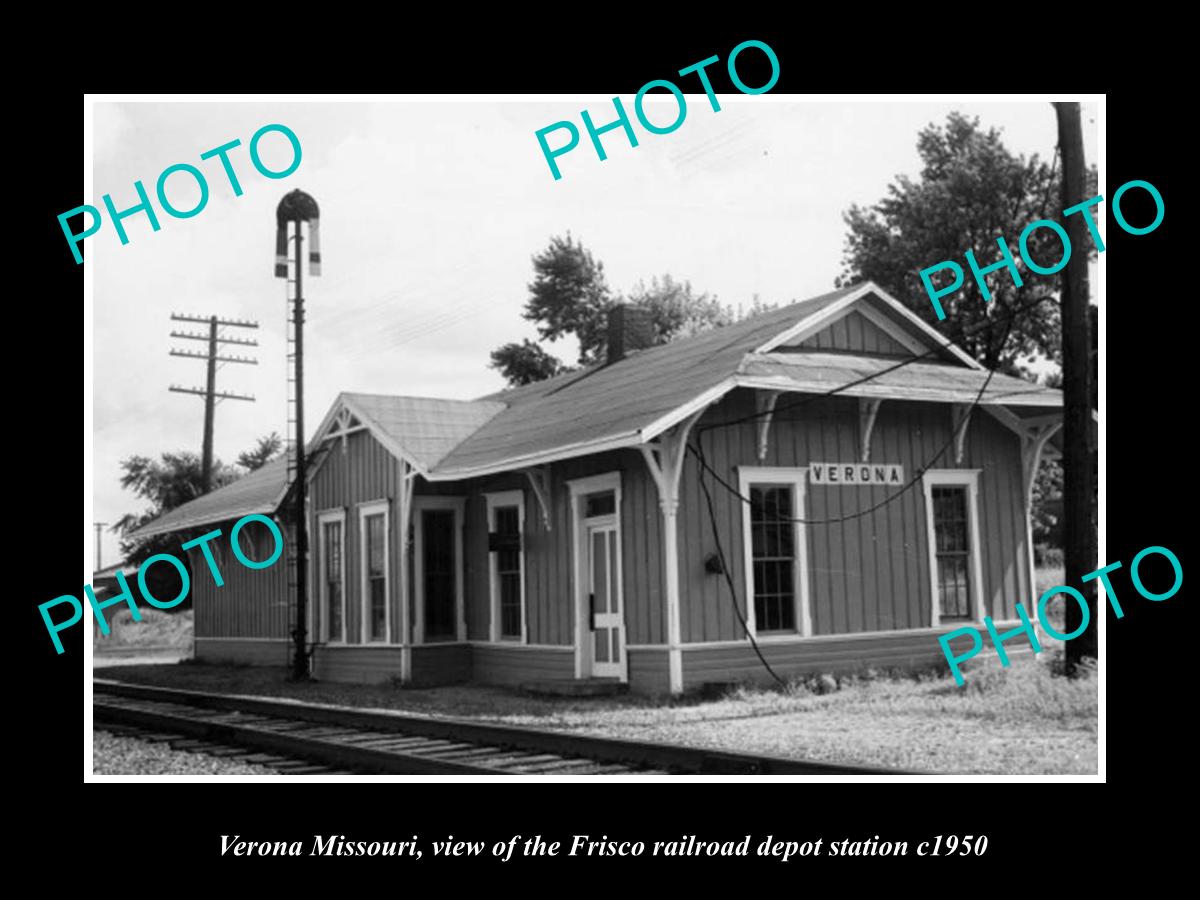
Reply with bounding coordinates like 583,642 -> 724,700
317,510 -> 346,643
921,470 -> 985,626
359,501 -> 390,643
486,491 -> 526,642
749,484 -> 797,632
931,486 -> 971,620
738,467 -> 810,637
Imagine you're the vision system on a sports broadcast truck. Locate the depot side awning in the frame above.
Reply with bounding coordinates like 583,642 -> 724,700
736,352 -> 1063,407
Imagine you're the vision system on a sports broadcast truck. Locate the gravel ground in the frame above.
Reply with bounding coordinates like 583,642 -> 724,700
104,651 -> 1096,774
93,730 -> 281,776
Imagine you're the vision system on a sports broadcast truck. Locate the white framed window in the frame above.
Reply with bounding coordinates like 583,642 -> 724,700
358,499 -> 390,643
413,496 -> 466,644
486,490 -> 526,643
737,467 -> 812,638
921,470 -> 986,626
316,509 -> 346,644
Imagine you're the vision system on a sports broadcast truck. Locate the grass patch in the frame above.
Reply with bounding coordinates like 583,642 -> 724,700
95,609 -> 193,650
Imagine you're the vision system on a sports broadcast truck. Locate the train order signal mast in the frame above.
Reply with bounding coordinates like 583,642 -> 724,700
275,189 -> 321,680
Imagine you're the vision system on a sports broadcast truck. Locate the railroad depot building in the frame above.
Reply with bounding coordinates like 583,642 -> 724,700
133,283 -> 1062,694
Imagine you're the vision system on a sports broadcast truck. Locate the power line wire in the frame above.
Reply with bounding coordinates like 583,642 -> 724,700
689,298 -> 1026,686
690,296 -> 1028,526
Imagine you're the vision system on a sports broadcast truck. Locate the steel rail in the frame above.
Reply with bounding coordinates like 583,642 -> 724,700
94,678 -> 914,775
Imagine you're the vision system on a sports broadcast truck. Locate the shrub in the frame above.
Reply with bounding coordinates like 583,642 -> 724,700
1035,544 -> 1064,567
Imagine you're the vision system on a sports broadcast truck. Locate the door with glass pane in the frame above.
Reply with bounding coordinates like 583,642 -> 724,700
586,521 -> 623,679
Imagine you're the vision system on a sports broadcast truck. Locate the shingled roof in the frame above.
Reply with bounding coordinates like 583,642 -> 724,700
129,455 -> 290,539
128,282 -> 1062,536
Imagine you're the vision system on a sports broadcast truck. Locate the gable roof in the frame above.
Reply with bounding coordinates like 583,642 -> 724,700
435,286 -> 862,476
128,455 -> 290,540
127,281 -> 1062,536
339,393 -> 507,473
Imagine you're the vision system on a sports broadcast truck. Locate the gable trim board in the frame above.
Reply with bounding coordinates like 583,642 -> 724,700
755,282 -> 983,371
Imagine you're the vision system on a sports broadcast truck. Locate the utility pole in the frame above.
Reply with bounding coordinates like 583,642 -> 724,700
93,522 -> 106,570
169,314 -> 260,492
275,189 -> 321,681
1054,102 -> 1098,672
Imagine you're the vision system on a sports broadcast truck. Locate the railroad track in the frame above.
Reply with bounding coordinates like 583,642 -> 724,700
93,679 -> 910,776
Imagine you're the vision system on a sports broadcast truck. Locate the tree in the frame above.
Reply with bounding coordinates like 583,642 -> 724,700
522,233 -> 614,365
111,434 -> 285,604
836,111 -> 1070,372
492,235 -> 736,387
735,293 -> 778,321
237,432 -> 283,471
624,275 -> 732,341
490,339 -> 568,387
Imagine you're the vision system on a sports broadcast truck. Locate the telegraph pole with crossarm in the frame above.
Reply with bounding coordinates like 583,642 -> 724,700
169,313 -> 260,493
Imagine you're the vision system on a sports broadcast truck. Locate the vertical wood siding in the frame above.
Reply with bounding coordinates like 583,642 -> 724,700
678,389 -> 1031,642
188,523 -> 289,640
792,310 -> 912,355
308,430 -> 398,646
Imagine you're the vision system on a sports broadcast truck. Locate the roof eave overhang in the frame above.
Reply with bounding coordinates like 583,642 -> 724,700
127,503 -> 281,541
733,375 -> 1063,408
427,431 -> 644,482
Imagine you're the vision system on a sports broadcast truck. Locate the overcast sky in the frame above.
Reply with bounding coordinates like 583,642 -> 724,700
90,98 -> 1099,566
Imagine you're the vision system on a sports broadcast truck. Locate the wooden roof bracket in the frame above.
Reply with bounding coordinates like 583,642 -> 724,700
398,461 -> 418,551
642,407 -> 708,513
951,403 -> 973,465
1022,422 -> 1063,507
522,465 -> 553,531
859,398 -> 882,462
756,390 -> 782,462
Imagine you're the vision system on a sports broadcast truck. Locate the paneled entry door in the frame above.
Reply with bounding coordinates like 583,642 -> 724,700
586,519 -> 624,678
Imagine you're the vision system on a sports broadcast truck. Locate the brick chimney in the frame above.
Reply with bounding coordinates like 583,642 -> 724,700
607,304 -> 655,364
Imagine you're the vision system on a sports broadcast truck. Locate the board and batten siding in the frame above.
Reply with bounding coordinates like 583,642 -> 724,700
309,429 -> 402,646
304,431 -> 668,662
464,449 -> 664,650
677,387 -> 1032,644
791,309 -> 912,356
187,518 -> 289,641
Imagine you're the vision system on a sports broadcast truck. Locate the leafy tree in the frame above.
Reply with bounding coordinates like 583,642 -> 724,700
112,451 -> 238,564
522,233 -> 614,365
490,339 -> 568,387
836,111 -> 1076,372
735,294 -> 778,321
237,432 -> 283,471
111,434 -> 285,603
491,235 -> 738,386
624,275 -> 732,341
1032,456 -> 1063,549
